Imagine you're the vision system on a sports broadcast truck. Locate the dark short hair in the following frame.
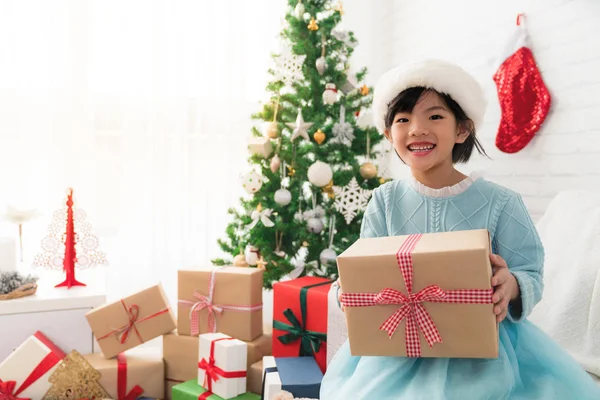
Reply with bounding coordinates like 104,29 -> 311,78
384,87 -> 488,164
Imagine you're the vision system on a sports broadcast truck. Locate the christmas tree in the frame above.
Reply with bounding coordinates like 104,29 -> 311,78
213,0 -> 387,289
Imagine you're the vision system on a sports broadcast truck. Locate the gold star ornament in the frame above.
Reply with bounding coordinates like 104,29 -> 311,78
360,84 -> 370,96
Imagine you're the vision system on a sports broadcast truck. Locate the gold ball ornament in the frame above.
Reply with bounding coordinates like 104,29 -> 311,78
233,254 -> 248,267
263,121 -> 279,139
307,17 -> 319,31
360,162 -> 378,179
313,129 -> 326,145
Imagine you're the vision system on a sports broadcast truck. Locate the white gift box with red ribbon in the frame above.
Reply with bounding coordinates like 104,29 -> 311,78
198,332 -> 247,399
0,331 -> 66,399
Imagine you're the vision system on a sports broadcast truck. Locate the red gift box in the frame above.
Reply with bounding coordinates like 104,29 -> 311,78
272,276 -> 332,373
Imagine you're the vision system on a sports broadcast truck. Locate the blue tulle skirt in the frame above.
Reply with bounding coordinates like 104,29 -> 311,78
320,320 -> 600,399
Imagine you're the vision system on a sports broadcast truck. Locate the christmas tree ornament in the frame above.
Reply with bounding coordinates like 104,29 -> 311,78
308,161 -> 333,187
320,215 -> 337,266
248,203 -> 275,229
331,105 -> 355,145
316,34 -> 327,76
240,171 -> 263,194
322,180 -> 335,199
287,165 -> 296,177
244,245 -> 260,266
333,177 -> 372,224
303,196 -> 325,234
322,83 -> 338,105
274,46 -> 306,86
255,256 -> 268,269
232,253 -> 248,267
340,71 -> 358,94
360,132 -> 377,179
274,231 -> 286,257
270,153 -> 281,173
494,13 -> 551,153
307,17 -> 319,31
360,162 -> 377,179
33,188 -> 107,289
334,1 -> 344,15
263,121 -> 279,139
248,137 -> 273,158
307,218 -> 324,234
43,350 -> 111,400
294,0 -> 304,19
356,109 -> 373,129
286,108 -> 314,141
360,84 -> 370,96
313,129 -> 326,144
274,188 -> 292,206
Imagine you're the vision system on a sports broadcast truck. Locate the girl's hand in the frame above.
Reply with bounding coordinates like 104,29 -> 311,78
336,278 -> 344,311
490,253 -> 520,323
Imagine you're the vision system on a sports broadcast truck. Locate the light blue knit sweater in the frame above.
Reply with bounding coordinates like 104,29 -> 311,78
358,176 -> 545,323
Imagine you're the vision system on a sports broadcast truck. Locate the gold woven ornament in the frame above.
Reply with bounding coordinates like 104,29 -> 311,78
43,350 -> 110,400
307,17 -> 318,31
360,84 -> 370,96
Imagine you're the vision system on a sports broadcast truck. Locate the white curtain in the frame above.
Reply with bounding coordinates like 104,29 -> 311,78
0,0 -> 287,305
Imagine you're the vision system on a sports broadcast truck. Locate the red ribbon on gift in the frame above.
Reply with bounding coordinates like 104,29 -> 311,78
179,269 -> 263,336
97,299 -> 170,344
341,233 -> 493,357
198,337 -> 247,395
1,332 -> 66,400
116,353 -> 144,400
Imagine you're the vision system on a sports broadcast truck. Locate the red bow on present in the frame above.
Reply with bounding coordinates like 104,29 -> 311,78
198,338 -> 247,393
97,299 -> 170,344
0,380 -> 30,400
341,234 -> 493,357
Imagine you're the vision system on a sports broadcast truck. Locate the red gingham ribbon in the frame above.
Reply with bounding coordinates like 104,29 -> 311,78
179,269 -> 263,336
341,233 -> 493,357
97,299 -> 170,343
198,338 -> 247,394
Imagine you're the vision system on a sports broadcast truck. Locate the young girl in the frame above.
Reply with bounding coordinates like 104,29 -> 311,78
320,60 -> 600,399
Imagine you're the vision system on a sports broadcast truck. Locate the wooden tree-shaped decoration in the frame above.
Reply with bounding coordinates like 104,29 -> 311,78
33,188 -> 108,289
42,350 -> 111,400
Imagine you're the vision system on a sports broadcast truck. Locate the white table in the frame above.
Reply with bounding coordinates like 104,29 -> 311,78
0,268 -> 107,360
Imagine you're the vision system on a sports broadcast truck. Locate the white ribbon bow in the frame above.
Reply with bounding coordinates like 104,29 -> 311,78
249,208 -> 275,229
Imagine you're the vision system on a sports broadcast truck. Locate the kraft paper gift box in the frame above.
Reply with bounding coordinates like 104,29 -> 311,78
178,267 -> 264,342
86,283 -> 177,359
84,350 -> 164,399
261,356 -> 322,400
247,360 -> 263,395
172,380 -> 260,400
272,276 -> 332,373
0,331 -> 66,399
337,229 -> 498,358
198,333 -> 247,399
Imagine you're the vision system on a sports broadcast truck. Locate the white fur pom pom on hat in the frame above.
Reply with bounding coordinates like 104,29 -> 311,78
372,59 -> 487,134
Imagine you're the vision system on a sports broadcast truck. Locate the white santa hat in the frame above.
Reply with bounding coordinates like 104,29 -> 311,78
372,59 -> 487,134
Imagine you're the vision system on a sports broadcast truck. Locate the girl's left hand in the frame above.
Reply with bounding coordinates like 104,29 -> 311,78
490,253 -> 520,323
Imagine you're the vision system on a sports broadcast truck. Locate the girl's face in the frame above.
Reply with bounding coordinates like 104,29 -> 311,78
384,91 -> 469,173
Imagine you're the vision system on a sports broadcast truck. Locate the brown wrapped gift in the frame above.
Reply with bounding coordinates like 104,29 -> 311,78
177,267 -> 263,341
85,350 -> 164,399
337,229 -> 498,358
163,329 -> 272,382
247,360 -> 263,395
86,284 -> 177,359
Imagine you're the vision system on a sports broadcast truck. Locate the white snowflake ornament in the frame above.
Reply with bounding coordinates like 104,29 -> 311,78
333,177 -> 372,224
273,46 -> 306,86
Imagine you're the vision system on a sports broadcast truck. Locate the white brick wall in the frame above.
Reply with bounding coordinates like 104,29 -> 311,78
345,0 -> 600,220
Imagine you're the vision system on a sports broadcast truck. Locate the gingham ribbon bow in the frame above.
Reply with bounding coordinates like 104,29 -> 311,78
179,269 -> 263,336
341,233 -> 493,357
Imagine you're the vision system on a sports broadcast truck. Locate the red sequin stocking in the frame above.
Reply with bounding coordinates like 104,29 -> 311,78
493,15 -> 551,153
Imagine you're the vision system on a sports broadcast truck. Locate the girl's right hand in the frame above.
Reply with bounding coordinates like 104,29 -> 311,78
336,278 -> 344,311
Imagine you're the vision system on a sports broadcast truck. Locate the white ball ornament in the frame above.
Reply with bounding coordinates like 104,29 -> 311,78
307,161 -> 333,188
241,171 -> 263,194
294,2 -> 305,19
274,188 -> 292,206
322,83 -> 338,105
307,218 -> 324,234
319,248 -> 337,266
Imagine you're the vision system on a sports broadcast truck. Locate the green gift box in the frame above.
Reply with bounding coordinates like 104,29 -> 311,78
172,380 -> 260,400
